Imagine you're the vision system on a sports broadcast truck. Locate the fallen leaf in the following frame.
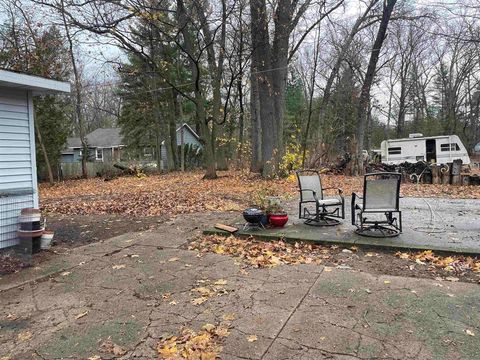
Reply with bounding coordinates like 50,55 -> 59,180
75,311 -> 89,320
61,271 -> 71,276
17,331 -> 32,341
191,297 -> 208,305
112,264 -> 126,270
222,313 -> 236,321
158,337 -> 179,358
169,300 -> 177,305
202,323 -> 216,332
100,340 -> 126,355
214,279 -> 228,285
247,335 -> 258,342
384,280 -> 391,284
466,329 -> 475,336
6,313 -> 17,321
215,325 -> 230,337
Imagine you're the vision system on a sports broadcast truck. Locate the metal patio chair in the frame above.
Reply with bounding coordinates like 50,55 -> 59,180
351,172 -> 402,237
296,170 -> 344,226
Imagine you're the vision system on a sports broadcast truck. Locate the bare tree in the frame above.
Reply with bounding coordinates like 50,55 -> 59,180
354,0 -> 397,175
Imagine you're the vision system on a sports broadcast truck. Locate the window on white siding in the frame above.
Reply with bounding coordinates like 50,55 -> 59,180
96,148 -> 103,161
440,143 -> 460,152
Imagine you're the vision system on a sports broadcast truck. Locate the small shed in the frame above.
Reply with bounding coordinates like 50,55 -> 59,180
0,70 -> 70,249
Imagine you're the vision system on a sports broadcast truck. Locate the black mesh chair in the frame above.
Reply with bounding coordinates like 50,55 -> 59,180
351,172 -> 402,237
296,170 -> 344,226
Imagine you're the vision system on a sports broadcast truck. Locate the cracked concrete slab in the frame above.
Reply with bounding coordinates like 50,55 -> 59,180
1,216 -> 479,360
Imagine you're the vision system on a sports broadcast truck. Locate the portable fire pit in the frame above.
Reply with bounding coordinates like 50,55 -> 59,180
242,208 -> 266,231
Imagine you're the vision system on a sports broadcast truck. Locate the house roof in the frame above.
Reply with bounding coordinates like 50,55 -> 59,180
177,123 -> 200,140
161,123 -> 201,145
86,128 -> 123,147
65,128 -> 124,149
66,125 -> 197,150
0,69 -> 71,94
66,137 -> 82,148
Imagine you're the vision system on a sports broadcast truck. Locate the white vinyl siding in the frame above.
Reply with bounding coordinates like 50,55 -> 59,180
0,87 -> 36,248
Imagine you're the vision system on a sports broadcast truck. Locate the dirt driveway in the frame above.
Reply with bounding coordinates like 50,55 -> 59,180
1,212 -> 479,360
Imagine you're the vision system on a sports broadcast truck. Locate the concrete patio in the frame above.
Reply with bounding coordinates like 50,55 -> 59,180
206,197 -> 480,254
1,211 -> 480,360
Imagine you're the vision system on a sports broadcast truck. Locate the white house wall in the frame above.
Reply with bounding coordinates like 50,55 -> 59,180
0,87 -> 37,248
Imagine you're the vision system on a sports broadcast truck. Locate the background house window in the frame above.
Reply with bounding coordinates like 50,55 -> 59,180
440,143 -> 460,152
388,147 -> 401,155
96,148 -> 103,161
143,147 -> 153,157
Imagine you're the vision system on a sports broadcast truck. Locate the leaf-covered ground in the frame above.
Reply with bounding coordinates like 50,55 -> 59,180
39,171 -> 480,217
190,235 -> 480,281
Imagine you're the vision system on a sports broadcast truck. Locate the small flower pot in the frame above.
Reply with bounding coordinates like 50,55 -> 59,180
41,231 -> 54,250
269,213 -> 288,227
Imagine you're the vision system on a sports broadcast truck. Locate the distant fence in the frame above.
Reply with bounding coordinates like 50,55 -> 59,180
59,162 -> 121,179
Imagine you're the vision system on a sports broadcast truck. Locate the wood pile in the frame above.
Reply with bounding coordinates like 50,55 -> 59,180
366,160 -> 480,186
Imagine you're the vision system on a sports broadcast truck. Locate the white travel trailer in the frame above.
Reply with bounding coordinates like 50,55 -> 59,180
380,134 -> 470,165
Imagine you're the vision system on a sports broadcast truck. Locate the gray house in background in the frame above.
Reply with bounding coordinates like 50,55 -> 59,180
61,124 -> 202,170
0,70 -> 70,249
61,128 -> 124,163
159,123 -> 202,170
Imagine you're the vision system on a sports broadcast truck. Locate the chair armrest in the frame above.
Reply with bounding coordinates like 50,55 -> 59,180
352,192 -> 363,199
323,187 -> 343,195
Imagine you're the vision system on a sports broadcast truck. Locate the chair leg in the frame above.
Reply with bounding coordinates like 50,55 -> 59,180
351,200 -> 356,225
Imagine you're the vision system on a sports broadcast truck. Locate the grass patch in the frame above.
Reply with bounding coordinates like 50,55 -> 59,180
39,320 -> 142,358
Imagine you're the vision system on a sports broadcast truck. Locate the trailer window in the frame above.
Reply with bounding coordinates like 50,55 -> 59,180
440,143 -> 460,152
388,147 -> 401,155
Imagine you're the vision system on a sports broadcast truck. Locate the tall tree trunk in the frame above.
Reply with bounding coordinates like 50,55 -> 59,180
237,76 -> 245,161
250,69 -> 262,172
396,64 -> 408,137
236,3 -> 245,164
250,0 -> 283,177
302,24 -> 321,168
176,0 -> 217,178
317,0 -> 379,140
34,118 -> 54,184
155,122 -> 162,171
170,90 -> 180,169
60,1 -> 87,178
354,0 -> 397,175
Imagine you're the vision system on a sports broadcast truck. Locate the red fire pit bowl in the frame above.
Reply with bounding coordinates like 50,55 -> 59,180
269,214 -> 288,227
